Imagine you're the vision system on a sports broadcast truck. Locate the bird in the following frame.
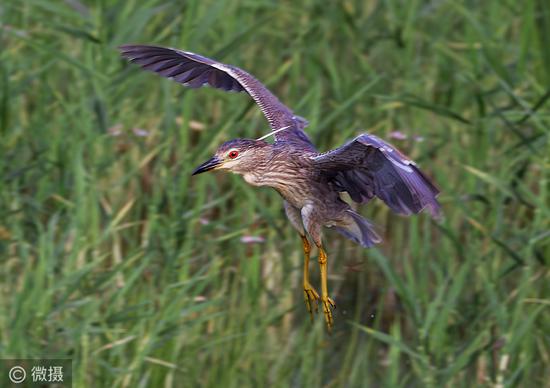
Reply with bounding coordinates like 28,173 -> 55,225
119,45 -> 441,331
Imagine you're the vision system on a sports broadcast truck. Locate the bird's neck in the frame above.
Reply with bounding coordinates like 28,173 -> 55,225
239,146 -> 275,187
240,145 -> 310,192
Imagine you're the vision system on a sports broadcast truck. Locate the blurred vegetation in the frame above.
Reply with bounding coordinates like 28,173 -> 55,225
1,0 -> 549,386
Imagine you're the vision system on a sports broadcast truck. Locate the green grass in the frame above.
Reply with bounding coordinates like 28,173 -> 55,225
1,0 -> 549,386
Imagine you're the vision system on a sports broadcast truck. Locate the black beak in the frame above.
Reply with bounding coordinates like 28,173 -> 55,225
192,156 -> 222,176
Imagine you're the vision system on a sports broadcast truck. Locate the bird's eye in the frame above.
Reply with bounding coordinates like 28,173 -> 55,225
228,150 -> 239,159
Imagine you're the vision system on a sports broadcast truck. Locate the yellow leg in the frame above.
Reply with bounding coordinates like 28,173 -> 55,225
318,246 -> 336,331
301,235 -> 319,320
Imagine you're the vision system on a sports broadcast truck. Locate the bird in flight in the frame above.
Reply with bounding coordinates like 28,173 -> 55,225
119,45 -> 441,331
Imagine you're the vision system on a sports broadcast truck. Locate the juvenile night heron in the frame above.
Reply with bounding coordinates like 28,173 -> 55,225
120,45 -> 441,331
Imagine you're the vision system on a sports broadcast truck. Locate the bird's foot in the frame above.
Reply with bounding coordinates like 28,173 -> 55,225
322,296 -> 336,332
303,283 -> 320,320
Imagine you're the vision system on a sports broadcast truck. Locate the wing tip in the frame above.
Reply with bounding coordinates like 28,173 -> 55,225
118,43 -> 150,53
118,44 -> 184,59
422,200 -> 443,220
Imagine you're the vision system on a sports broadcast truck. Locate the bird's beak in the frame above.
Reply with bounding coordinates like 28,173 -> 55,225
192,155 -> 222,175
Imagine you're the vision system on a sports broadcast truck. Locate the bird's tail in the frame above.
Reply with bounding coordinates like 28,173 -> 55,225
334,210 -> 381,248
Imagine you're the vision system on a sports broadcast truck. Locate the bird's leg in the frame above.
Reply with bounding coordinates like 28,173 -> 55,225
317,245 -> 336,331
301,235 -> 320,320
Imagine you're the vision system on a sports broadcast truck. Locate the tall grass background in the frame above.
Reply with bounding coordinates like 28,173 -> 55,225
1,0 -> 548,386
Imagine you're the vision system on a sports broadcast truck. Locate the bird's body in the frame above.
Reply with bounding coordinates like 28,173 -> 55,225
120,44 -> 441,331
243,145 -> 353,240
209,139 -> 381,248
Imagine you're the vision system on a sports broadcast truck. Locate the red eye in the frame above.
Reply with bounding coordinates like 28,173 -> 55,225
228,150 -> 239,159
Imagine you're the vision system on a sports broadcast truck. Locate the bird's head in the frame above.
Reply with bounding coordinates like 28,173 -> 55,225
192,138 -> 269,176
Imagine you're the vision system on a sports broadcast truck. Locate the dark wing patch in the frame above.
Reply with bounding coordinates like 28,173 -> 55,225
313,134 -> 441,218
119,45 -> 314,147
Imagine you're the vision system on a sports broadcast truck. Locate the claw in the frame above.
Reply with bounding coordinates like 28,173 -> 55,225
322,296 -> 336,331
303,283 -> 320,321
316,246 -> 336,332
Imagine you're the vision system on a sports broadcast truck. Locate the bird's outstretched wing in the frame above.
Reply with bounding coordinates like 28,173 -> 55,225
312,134 -> 441,218
119,45 -> 313,146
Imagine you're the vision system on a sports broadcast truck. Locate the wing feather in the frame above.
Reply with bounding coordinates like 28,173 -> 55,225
313,134 -> 441,218
119,45 -> 313,147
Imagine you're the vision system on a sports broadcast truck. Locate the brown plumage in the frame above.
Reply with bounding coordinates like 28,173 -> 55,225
119,45 -> 441,331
